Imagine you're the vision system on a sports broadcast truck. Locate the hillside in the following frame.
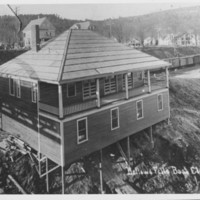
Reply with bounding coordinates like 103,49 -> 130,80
93,6 -> 200,44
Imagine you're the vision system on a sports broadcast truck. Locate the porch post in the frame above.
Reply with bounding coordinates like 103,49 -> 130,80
99,149 -> 103,194
147,70 -> 151,93
149,126 -> 154,149
125,73 -> 129,100
61,166 -> 65,194
96,78 -> 100,108
60,121 -> 65,194
127,136 -> 131,166
46,158 -> 49,193
166,67 -> 169,88
58,84 -> 63,118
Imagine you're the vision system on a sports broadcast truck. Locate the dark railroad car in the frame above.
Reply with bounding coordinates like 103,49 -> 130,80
180,57 -> 187,67
193,55 -> 200,65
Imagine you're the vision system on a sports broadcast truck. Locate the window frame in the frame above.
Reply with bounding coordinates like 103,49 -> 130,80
123,72 -> 133,90
111,107 -> 120,130
67,83 -> 76,98
104,76 -> 117,95
136,100 -> 144,120
31,84 -> 37,103
77,117 -> 88,144
82,79 -> 96,100
9,77 -> 15,96
157,94 -> 163,111
16,79 -> 21,98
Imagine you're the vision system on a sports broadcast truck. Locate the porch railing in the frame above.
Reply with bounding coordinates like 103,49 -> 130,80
39,102 -> 59,115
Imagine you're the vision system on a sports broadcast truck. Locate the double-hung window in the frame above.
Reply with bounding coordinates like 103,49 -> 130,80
77,118 -> 88,144
16,79 -> 21,98
32,84 -> 37,103
136,100 -> 143,120
157,94 -> 163,111
9,78 -> 15,96
83,79 -> 96,99
104,77 -> 116,95
111,107 -> 119,130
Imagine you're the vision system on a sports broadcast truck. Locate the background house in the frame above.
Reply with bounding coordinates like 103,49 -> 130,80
174,32 -> 196,46
70,21 -> 96,30
23,17 -> 56,48
144,37 -> 157,46
128,38 -> 141,48
158,34 -> 174,46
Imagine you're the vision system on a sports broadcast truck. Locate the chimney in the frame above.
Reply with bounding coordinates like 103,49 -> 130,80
31,25 -> 40,52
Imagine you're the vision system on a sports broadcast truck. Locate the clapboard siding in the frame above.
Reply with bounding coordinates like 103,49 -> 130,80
63,90 -> 170,164
0,78 -> 61,164
39,115 -> 61,165
0,77 -> 9,95
2,114 -> 38,150
62,81 -> 83,106
40,82 -> 59,107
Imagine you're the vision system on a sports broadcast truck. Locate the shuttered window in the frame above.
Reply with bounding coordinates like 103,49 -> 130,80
111,107 -> 119,130
9,78 -> 15,96
136,100 -> 143,120
83,79 -> 96,99
77,118 -> 88,144
104,77 -> 116,95
157,94 -> 163,111
123,72 -> 133,89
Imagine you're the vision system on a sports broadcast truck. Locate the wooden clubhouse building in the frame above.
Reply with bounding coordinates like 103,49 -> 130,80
0,25 -> 171,193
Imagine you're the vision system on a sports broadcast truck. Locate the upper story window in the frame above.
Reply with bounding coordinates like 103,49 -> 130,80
67,83 -> 76,97
104,77 -> 116,95
9,78 -> 15,96
136,100 -> 143,120
16,79 -> 21,98
111,107 -> 119,130
123,72 -> 133,89
157,94 -> 163,111
83,79 -> 96,99
133,71 -> 144,80
32,83 -> 37,103
77,117 -> 88,144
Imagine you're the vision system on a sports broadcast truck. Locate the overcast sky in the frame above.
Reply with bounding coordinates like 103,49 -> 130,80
0,1 -> 200,20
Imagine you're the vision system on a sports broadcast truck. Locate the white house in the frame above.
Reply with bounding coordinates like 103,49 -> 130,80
174,33 -> 196,46
158,34 -> 174,46
70,21 -> 96,30
128,38 -> 141,47
23,17 -> 56,48
144,37 -> 157,46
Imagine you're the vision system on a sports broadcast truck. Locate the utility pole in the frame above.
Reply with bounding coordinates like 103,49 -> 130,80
7,4 -> 22,45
